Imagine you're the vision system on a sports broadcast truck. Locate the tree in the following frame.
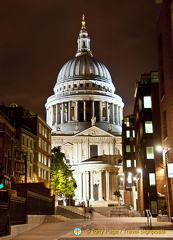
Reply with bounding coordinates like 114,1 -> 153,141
113,190 -> 122,203
50,147 -> 77,201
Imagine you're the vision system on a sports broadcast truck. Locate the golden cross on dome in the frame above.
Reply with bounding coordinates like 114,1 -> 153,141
81,14 -> 86,29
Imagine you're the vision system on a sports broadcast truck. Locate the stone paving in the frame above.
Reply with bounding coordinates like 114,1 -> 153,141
10,213 -> 173,240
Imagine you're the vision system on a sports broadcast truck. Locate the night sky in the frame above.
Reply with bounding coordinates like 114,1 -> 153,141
0,0 -> 161,120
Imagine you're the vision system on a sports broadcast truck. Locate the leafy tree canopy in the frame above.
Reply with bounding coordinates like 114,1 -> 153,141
51,147 -> 77,198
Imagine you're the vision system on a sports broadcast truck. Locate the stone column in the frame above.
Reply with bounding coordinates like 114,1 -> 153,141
83,172 -> 86,201
86,171 -> 89,200
46,108 -> 49,125
99,101 -> 102,121
106,171 -> 110,200
68,101 -> 71,122
78,172 -> 82,202
106,102 -> 109,122
83,101 -> 86,121
120,107 -> 123,126
112,103 -> 115,124
118,106 -> 121,125
50,106 -> 53,126
115,105 -> 118,125
90,171 -> 94,201
75,101 -> 78,121
99,170 -> 103,201
92,100 -> 95,118
61,103 -> 64,123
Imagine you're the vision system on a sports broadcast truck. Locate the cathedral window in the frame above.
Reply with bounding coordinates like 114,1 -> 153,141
90,145 -> 98,158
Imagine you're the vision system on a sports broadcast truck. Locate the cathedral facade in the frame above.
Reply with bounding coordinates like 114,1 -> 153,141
45,16 -> 124,206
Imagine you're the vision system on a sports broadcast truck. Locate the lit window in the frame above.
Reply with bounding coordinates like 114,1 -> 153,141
126,130 -> 130,138
149,173 -> 156,186
126,160 -> 131,168
145,121 -> 153,133
134,160 -> 136,167
133,130 -> 135,138
146,147 -> 154,159
143,96 -> 152,108
38,153 -> 41,162
126,145 -> 130,152
133,145 -> 135,152
127,174 -> 132,183
39,123 -> 42,134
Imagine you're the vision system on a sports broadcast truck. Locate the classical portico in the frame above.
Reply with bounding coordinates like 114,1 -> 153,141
73,161 -> 119,204
46,15 -> 124,205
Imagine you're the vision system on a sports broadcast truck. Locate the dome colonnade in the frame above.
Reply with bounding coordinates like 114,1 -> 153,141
45,15 -> 124,134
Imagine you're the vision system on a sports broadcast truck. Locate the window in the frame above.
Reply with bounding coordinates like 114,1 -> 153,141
126,145 -> 130,152
38,153 -> 41,162
143,96 -> 152,108
45,129 -> 47,138
145,121 -> 153,133
126,130 -> 130,138
134,160 -> 136,167
22,136 -> 25,145
39,123 -> 42,134
90,145 -> 98,158
132,130 -> 135,138
126,160 -> 131,168
146,147 -> 154,159
127,174 -> 132,184
39,138 -> 41,148
149,173 -> 156,186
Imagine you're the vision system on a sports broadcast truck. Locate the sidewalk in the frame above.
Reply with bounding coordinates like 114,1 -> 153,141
10,214 -> 173,240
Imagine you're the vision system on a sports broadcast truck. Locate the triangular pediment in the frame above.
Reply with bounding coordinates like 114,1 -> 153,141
63,142 -> 73,146
74,126 -> 114,137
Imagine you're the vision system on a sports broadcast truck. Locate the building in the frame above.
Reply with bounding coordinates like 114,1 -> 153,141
45,16 -> 124,206
156,0 -> 173,219
0,104 -> 51,187
133,71 -> 165,216
0,110 -> 15,189
122,114 -> 137,210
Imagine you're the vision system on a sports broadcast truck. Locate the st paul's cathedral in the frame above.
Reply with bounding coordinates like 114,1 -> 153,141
45,15 -> 124,206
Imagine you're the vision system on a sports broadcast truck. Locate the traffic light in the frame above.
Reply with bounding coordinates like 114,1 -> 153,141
0,166 -> 4,189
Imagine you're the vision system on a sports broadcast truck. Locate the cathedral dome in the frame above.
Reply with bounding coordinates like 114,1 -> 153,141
46,15 -> 124,134
57,55 -> 112,84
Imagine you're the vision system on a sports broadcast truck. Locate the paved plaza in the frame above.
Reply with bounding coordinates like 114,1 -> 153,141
9,213 -> 173,240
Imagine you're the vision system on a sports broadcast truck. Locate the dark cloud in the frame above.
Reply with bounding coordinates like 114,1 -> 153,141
0,0 -> 160,119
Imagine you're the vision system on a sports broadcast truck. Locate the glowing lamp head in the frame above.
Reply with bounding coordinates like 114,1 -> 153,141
156,145 -> 163,152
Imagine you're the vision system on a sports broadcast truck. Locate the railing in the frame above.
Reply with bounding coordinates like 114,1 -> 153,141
27,190 -> 54,215
0,190 -> 9,236
9,195 -> 26,225
0,189 -> 55,237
